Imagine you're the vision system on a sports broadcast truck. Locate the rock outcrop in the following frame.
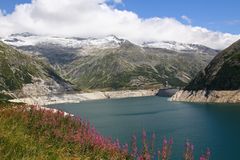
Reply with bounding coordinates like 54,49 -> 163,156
171,90 -> 240,103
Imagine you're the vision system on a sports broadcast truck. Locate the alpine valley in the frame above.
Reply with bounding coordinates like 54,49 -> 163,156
1,33 -> 218,96
2,1 -> 240,160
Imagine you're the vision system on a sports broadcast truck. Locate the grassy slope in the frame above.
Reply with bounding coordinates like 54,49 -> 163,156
64,44 -> 213,91
0,94 -> 12,102
185,39 -> 240,91
0,42 -> 39,91
0,41 -> 71,98
0,105 -> 129,160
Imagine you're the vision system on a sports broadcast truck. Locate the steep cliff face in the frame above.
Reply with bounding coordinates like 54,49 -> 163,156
0,41 -> 72,99
171,40 -> 240,103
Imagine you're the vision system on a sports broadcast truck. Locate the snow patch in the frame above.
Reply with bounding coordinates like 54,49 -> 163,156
1,34 -> 125,49
142,41 -> 210,53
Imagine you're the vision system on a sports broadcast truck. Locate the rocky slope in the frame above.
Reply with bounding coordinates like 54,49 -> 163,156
0,41 -> 72,99
171,39 -> 240,103
2,33 -> 218,91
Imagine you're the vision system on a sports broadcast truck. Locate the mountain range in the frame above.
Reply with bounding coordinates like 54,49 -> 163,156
1,33 -> 218,92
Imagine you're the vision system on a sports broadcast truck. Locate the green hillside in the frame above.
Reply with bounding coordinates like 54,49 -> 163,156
185,39 -> 240,91
0,41 -> 71,98
60,41 -> 214,90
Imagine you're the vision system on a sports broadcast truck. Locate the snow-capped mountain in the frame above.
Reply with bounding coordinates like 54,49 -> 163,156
2,33 -> 125,49
2,32 -> 218,55
142,41 -> 218,55
0,33 -> 219,90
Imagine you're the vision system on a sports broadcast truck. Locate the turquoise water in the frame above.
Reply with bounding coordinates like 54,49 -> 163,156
48,96 -> 240,159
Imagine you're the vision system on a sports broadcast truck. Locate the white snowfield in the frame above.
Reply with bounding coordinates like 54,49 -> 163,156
2,33 -> 125,49
2,33 -> 215,53
142,41 -> 211,53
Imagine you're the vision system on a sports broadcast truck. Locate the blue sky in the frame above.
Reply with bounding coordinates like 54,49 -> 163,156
116,0 -> 240,34
0,0 -> 31,12
0,0 -> 240,34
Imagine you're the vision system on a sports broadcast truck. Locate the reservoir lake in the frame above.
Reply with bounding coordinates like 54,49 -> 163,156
48,96 -> 240,159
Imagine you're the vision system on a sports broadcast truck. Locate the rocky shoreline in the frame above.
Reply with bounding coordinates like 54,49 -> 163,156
10,89 -> 158,105
171,90 -> 240,103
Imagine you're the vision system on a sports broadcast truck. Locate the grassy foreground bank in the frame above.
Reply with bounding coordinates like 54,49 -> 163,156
0,104 -> 130,159
0,103 -> 210,160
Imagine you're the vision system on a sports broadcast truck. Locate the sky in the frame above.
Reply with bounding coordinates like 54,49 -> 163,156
117,0 -> 240,34
0,0 -> 240,49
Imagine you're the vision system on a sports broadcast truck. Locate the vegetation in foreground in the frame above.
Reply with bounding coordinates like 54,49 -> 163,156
0,104 -> 211,160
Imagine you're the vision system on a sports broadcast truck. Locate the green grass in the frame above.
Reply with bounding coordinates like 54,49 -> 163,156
0,41 -> 68,92
74,63 -> 187,91
0,108 -> 65,159
0,106 -> 129,160
0,93 -> 12,102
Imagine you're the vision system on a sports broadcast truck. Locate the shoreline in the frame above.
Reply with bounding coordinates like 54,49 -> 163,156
171,90 -> 240,103
10,89 -> 158,105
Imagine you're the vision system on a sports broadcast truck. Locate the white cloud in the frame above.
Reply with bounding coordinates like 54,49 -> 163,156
181,15 -> 192,24
0,0 -> 239,49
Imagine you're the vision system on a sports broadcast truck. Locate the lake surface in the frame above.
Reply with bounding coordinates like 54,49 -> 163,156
48,96 -> 240,159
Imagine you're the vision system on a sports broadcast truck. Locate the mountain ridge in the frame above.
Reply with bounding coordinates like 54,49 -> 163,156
2,32 -> 218,52
185,39 -> 240,91
1,33 -> 218,91
171,39 -> 240,103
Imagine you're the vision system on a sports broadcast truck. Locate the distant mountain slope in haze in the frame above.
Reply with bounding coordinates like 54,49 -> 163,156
185,39 -> 240,91
0,41 -> 72,98
2,33 -> 218,91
